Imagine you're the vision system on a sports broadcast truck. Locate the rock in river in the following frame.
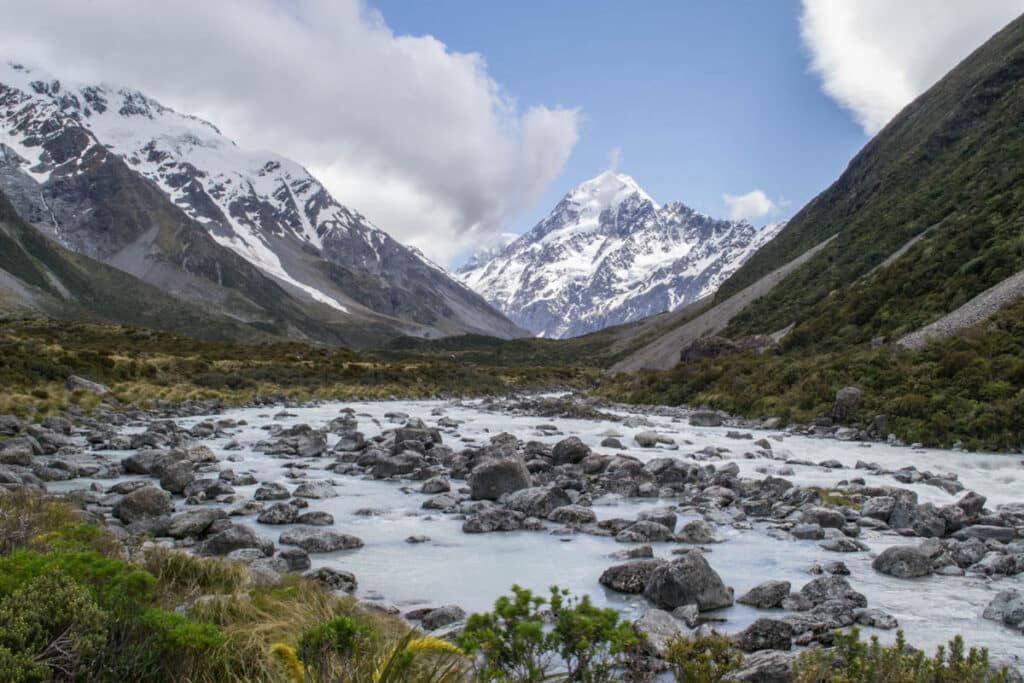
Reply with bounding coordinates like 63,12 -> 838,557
280,527 -> 364,553
643,551 -> 733,611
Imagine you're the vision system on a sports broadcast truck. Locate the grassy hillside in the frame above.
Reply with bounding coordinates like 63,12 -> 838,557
716,14 -> 1024,350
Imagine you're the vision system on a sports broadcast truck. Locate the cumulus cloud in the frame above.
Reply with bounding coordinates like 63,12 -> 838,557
800,0 -> 1024,134
722,190 -> 778,221
0,0 -> 579,265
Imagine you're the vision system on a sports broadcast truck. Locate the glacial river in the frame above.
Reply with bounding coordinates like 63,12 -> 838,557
58,396 -> 1024,669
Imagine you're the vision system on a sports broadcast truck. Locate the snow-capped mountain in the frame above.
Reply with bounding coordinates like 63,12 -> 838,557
0,62 -> 524,342
459,172 -> 783,338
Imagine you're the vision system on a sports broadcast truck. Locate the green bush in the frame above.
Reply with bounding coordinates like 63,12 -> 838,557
459,585 -> 639,682
298,614 -> 376,680
0,571 -> 106,682
663,632 -> 744,683
793,628 -> 1009,683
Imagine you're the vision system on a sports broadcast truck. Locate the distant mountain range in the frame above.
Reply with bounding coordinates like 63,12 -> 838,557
0,62 -> 524,346
459,171 -> 781,338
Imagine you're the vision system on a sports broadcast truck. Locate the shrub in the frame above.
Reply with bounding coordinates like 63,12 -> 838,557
663,632 -> 744,683
0,570 -> 107,682
298,614 -> 376,680
459,585 -> 639,682
792,628 -> 1009,682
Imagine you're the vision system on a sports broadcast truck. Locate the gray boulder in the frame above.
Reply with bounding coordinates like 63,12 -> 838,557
167,508 -> 227,539
689,411 -> 724,427
634,431 -> 675,448
257,503 -> 299,525
643,551 -> 733,611
599,559 -> 667,594
634,609 -> 682,657
66,375 -> 110,394
982,589 -> 1024,631
254,482 -> 291,500
734,650 -> 797,683
113,486 -> 174,523
678,519 -> 721,544
616,520 -> 675,543
421,476 -> 451,494
293,481 -> 338,499
872,546 -> 933,578
798,577 -> 866,608
421,605 -> 466,631
470,458 -> 531,500
296,511 -> 334,526
736,618 -> 793,652
462,506 -> 527,533
738,580 -> 791,609
504,486 -> 572,518
306,567 -> 357,593
159,460 -> 195,494
552,437 -> 591,465
280,527 -> 363,553
199,524 -> 274,556
831,386 -> 861,423
548,504 -> 597,525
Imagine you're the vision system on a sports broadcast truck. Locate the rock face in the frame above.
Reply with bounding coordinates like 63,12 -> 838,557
642,551 -> 733,611
872,546 -> 934,578
458,171 -> 782,338
470,458 -> 532,500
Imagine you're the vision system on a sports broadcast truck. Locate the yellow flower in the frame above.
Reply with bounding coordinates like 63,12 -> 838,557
406,637 -> 465,657
269,642 -> 304,682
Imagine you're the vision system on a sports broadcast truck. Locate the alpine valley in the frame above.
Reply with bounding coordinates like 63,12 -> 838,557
459,171 -> 782,338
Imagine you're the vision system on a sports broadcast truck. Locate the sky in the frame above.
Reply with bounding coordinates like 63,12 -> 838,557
0,1 -> 1021,267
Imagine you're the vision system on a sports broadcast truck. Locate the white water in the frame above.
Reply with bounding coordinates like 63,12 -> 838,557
57,397 -> 1024,667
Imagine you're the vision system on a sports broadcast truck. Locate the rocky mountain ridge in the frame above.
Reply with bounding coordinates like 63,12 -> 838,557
459,171 -> 781,338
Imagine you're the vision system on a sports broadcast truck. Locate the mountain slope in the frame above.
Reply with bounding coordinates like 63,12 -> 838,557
0,62 -> 524,342
459,172 -> 781,338
0,188 -> 285,342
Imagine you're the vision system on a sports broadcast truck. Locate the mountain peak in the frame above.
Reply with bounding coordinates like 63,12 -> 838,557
566,171 -> 656,210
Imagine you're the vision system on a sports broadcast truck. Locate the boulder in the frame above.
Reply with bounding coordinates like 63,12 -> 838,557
831,386 -> 861,423
689,411 -> 724,427
0,439 -> 34,466
113,486 -> 174,523
982,589 -> 1024,631
798,577 -> 866,608
733,650 -> 797,683
279,527 -> 364,553
470,458 -> 532,500
643,551 -> 733,611
634,431 -> 675,448
957,491 -> 987,519
167,508 -> 227,539
503,486 -> 571,518
254,482 -> 291,501
462,506 -> 526,533
306,567 -> 357,593
296,511 -> 334,526
854,608 -> 898,629
861,496 -> 895,522
372,451 -> 426,478
421,605 -> 466,631
736,618 -> 793,652
548,505 -> 597,525
159,460 -> 195,494
279,548 -> 311,571
421,476 -> 451,494
634,609 -> 682,657
0,415 -> 22,436
616,520 -> 675,544
738,581 -> 791,609
199,524 -> 274,556
872,546 -> 933,578
599,559 -> 667,594
678,519 -> 721,544
952,525 -> 1017,543
552,437 -> 591,465
257,503 -> 299,525
66,375 -> 110,394
802,507 -> 846,529
293,481 -> 338,499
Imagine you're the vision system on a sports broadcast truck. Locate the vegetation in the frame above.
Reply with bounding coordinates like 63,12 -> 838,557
458,585 -> 641,682
600,295 -> 1024,451
792,628 -> 1009,682
0,317 -> 597,421
662,632 -> 744,683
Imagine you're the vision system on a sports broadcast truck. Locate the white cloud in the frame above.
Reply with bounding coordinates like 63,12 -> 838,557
0,0 -> 579,265
722,190 -> 778,221
800,0 -> 1024,134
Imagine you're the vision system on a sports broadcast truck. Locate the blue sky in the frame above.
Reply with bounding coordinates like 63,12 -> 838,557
373,0 -> 868,238
8,1 -> 1019,266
